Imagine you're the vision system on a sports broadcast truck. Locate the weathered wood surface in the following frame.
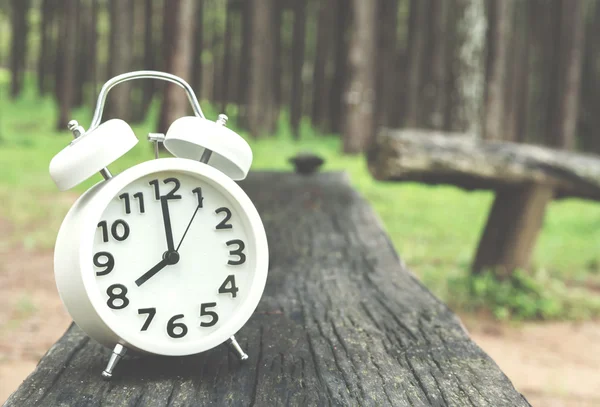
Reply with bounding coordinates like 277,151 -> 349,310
6,172 -> 530,407
368,128 -> 600,200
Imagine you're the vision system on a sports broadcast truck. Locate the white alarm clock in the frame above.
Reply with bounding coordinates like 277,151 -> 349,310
49,71 -> 268,379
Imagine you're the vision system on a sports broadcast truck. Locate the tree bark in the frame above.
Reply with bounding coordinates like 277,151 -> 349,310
290,0 -> 307,139
483,0 -> 514,141
191,0 -> 204,97
404,0 -> 429,127
547,0 -> 586,150
105,0 -> 134,122
454,0 -> 487,135
88,0 -> 98,108
56,0 -> 77,130
5,172 -> 531,407
428,0 -> 450,130
504,1 -> 529,143
247,0 -> 277,138
329,0 -> 350,134
73,0 -> 86,107
368,128 -> 600,201
9,0 -> 30,98
237,0 -> 252,127
221,1 -> 234,112
580,0 -> 600,154
37,0 -> 54,95
342,0 -> 377,153
375,0 -> 398,129
311,0 -> 334,130
157,0 -> 196,133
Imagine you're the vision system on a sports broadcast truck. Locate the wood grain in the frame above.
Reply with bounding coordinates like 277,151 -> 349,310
6,172 -> 530,407
368,128 -> 600,200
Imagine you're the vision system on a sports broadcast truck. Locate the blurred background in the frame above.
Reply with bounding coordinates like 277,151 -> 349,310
0,0 -> 599,405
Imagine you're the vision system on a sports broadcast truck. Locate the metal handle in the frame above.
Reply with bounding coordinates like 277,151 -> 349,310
88,70 -> 205,132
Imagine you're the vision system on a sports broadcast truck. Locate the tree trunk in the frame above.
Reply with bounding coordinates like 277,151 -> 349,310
57,0 -> 77,130
580,0 -> 600,154
375,0 -> 398,129
290,0 -> 307,139
53,0 -> 65,105
428,0 -> 450,130
105,0 -> 134,122
505,1 -> 529,143
157,0 -> 196,132
237,0 -> 252,127
483,0 -> 514,141
404,0 -> 429,127
37,0 -> 53,95
329,0 -> 350,134
191,0 -> 204,97
247,0 -> 277,138
271,0 -> 283,116
341,0 -> 377,153
547,0 -> 585,150
311,0 -> 333,130
220,1 -> 234,112
211,1 -> 225,106
454,0 -> 487,135
74,0 -> 87,107
9,0 -> 30,98
88,0 -> 98,108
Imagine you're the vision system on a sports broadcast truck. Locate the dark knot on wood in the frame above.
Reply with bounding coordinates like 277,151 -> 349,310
289,153 -> 325,175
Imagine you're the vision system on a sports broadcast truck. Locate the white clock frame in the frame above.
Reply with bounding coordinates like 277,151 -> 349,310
55,158 -> 269,356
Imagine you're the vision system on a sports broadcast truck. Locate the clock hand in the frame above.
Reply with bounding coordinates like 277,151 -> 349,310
135,255 -> 177,287
160,196 -> 176,252
175,204 -> 201,252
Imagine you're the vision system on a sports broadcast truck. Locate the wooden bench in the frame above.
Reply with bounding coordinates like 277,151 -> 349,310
368,129 -> 600,275
6,172 -> 530,406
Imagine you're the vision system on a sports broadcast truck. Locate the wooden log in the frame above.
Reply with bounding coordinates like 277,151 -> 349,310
472,184 -> 554,274
368,128 -> 600,200
6,172 -> 530,406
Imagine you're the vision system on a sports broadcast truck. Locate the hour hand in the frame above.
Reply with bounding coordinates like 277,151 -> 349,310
135,257 -> 170,287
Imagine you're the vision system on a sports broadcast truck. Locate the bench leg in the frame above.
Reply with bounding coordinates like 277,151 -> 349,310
472,184 -> 554,276
226,336 -> 249,361
101,344 -> 127,380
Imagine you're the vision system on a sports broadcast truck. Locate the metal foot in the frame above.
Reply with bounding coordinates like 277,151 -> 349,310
102,344 -> 127,380
226,336 -> 248,361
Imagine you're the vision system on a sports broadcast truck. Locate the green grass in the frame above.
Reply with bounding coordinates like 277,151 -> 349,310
1,71 -> 599,320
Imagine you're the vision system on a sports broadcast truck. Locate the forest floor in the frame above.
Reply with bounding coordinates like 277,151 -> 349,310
0,234 -> 598,405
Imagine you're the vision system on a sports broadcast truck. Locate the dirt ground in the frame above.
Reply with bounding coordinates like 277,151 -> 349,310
1,241 -> 598,405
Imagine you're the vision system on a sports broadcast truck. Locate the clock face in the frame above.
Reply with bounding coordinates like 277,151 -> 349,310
91,170 -> 257,353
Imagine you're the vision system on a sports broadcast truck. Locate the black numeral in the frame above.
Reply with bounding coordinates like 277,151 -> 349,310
167,314 -> 188,338
215,207 -> 232,229
218,275 -> 239,298
199,303 -> 219,327
119,192 -> 145,214
192,187 -> 204,208
97,220 -> 130,242
226,239 -> 246,265
138,308 -> 156,331
93,252 -> 114,276
149,178 -> 181,200
107,284 -> 129,309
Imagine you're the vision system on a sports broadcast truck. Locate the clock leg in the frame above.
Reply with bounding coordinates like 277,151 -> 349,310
101,343 -> 127,380
226,336 -> 249,361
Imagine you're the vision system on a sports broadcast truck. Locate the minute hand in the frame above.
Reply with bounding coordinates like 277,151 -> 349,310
160,197 -> 176,252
